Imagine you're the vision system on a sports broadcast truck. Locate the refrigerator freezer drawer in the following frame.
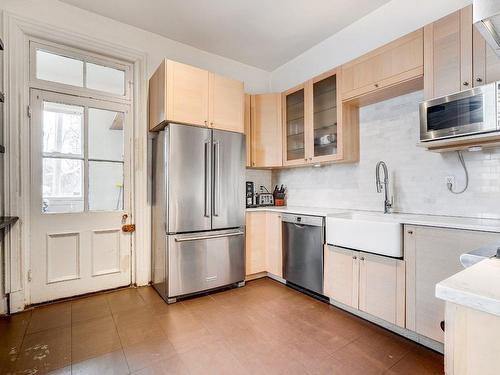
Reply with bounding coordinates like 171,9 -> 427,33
167,229 -> 245,298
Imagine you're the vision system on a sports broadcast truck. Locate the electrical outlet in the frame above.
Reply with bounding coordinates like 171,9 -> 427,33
445,176 -> 455,185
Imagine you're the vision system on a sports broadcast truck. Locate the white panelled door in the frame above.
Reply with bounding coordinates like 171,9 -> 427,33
29,89 -> 133,303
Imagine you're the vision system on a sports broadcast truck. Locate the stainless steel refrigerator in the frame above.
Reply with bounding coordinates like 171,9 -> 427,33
152,123 -> 245,303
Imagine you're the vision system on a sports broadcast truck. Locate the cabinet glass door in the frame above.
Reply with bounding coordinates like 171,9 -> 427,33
285,88 -> 305,162
313,75 -> 338,159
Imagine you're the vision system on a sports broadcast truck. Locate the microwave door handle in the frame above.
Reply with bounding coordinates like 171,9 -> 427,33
213,141 -> 220,217
204,140 -> 211,218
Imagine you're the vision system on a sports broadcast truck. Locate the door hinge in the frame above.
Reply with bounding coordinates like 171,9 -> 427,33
27,105 -> 32,119
27,269 -> 32,282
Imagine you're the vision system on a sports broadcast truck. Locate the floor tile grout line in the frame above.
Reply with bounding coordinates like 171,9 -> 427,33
108,292 -> 132,375
381,348 -> 413,374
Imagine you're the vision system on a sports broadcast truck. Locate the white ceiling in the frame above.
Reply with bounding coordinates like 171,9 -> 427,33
59,0 -> 391,71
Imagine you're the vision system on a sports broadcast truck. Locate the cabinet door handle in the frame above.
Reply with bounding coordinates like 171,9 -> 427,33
440,320 -> 445,332
407,230 -> 413,235
360,257 -> 365,261
374,83 -> 379,88
463,81 -> 469,86
476,77 -> 483,83
352,256 -> 357,259
204,120 -> 208,127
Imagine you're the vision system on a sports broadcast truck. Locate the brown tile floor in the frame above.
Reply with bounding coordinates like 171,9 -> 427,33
0,278 -> 444,375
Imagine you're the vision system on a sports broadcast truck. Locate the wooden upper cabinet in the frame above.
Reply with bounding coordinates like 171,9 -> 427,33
167,60 -> 210,128
209,73 -> 244,133
149,59 -> 244,132
341,29 -> 423,101
282,84 -> 308,166
310,70 -> 343,163
473,26 -> 500,86
244,94 -> 251,167
282,70 -> 358,167
423,6 -> 472,100
424,5 -> 500,100
250,93 -> 282,168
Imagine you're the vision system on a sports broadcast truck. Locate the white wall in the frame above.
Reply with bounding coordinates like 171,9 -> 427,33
270,0 -> 472,92
0,0 -> 272,312
0,0 -> 271,93
273,91 -> 500,219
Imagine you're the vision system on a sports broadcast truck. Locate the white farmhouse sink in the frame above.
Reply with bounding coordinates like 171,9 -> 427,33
326,212 -> 403,258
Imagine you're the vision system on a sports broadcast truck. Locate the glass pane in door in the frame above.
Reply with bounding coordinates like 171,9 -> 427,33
313,75 -> 338,157
42,101 -> 84,213
89,161 -> 123,211
43,102 -> 83,155
88,108 -> 124,161
42,158 -> 83,213
88,107 -> 124,211
286,89 -> 305,161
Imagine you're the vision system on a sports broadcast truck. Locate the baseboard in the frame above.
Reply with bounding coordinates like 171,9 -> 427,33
330,298 -> 444,354
245,272 -> 267,281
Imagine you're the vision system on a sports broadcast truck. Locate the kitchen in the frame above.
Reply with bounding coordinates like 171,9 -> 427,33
1,0 -> 500,374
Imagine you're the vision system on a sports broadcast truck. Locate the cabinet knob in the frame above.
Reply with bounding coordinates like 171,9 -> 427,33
204,120 -> 208,126
463,81 -> 469,86
374,83 -> 379,88
353,256 -> 357,259
476,77 -> 483,83
210,122 -> 214,126
407,230 -> 413,235
360,257 -> 365,261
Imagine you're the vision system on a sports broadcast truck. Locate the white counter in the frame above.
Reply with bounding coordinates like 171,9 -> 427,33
436,258 -> 500,317
246,206 -> 500,233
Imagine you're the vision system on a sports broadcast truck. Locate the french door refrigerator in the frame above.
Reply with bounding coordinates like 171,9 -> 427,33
152,123 -> 245,303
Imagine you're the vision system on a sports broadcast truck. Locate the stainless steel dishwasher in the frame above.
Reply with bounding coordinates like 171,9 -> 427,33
282,213 -> 325,295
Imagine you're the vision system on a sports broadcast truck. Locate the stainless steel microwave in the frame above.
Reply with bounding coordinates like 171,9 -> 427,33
419,82 -> 500,142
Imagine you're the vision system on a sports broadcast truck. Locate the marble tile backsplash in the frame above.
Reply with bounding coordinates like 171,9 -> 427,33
273,90 -> 500,219
246,169 -> 273,193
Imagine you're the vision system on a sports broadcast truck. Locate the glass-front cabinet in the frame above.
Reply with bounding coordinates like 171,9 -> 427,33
283,85 -> 306,165
282,70 -> 343,166
312,73 -> 339,161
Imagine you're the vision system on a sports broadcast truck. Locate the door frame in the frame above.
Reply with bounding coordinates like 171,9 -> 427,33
3,13 -> 149,312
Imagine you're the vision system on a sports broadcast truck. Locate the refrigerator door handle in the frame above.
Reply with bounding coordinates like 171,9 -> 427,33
213,140 -> 221,217
174,231 -> 244,242
204,140 -> 211,218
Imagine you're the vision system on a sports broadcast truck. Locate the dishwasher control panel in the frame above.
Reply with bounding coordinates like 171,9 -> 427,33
281,213 -> 324,227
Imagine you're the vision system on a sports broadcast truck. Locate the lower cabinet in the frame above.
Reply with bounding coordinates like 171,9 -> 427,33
324,246 -> 358,308
359,252 -> 405,327
324,245 -> 405,327
245,211 -> 282,278
245,212 -> 267,275
405,225 -> 500,344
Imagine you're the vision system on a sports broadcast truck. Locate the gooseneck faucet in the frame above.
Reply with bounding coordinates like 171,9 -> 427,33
375,161 -> 393,214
